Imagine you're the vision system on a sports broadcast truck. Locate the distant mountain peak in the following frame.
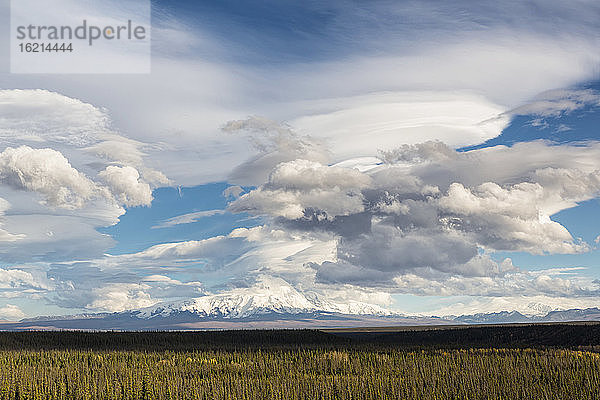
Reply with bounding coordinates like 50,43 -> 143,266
135,276 -> 396,320
453,307 -> 600,324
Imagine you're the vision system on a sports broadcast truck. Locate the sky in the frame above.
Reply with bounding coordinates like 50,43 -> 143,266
0,0 -> 600,320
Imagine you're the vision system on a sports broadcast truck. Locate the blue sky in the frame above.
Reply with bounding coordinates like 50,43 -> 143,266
0,0 -> 600,320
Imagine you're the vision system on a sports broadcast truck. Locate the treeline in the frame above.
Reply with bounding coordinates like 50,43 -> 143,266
0,329 -> 349,351
0,323 -> 599,351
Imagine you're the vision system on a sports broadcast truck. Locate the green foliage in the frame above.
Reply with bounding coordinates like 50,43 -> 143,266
0,347 -> 598,399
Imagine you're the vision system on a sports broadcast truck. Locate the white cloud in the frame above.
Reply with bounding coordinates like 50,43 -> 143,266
0,1 -> 599,188
425,295 -> 600,318
99,165 -> 153,207
0,267 -> 51,290
0,304 -> 25,321
86,283 -> 158,313
152,209 -> 226,229
0,89 -> 111,146
233,140 -> 600,261
290,91 -> 509,158
28,136 -> 597,318
509,88 -> 600,118
0,90 -> 173,263
391,266 -> 600,300
0,146 -> 102,209
216,137 -> 600,303
223,185 -> 245,199
0,214 -> 117,263
223,116 -> 330,186
0,198 -> 24,243
230,159 -> 371,219
438,182 -> 588,254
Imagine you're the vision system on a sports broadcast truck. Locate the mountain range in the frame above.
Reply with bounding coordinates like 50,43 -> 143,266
1,279 -> 599,330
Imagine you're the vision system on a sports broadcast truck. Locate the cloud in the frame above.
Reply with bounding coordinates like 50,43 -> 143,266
86,283 -> 158,313
0,198 -> 24,243
391,266 -> 600,299
223,116 -> 330,186
98,165 -> 153,207
0,267 -> 52,291
0,146 -> 102,209
424,295 -> 600,318
6,135 -> 598,316
234,140 -> 600,258
0,214 -> 117,263
222,185 -> 244,199
2,2 -> 600,317
437,182 -> 588,254
229,159 -> 371,219
509,88 -> 600,118
0,304 -> 25,321
312,260 -> 395,287
0,90 -> 174,263
220,135 -> 600,300
290,91 -> 510,157
152,209 -> 226,229
1,1 -> 599,189
43,263 -> 208,313
0,89 -> 167,190
0,89 -> 111,146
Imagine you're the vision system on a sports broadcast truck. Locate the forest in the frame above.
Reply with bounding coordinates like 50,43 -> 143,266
0,324 -> 598,399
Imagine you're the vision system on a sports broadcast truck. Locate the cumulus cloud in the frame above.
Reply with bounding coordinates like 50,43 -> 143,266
223,135 -> 600,299
0,89 -> 167,198
0,90 -> 168,185
438,182 -> 588,254
0,146 -> 102,209
86,283 -> 158,313
0,90 -> 175,264
230,159 -> 371,220
99,165 -> 153,207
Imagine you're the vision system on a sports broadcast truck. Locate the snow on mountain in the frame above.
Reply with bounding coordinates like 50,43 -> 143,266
454,311 -> 530,324
136,276 -> 396,319
452,308 -> 600,324
524,302 -> 558,316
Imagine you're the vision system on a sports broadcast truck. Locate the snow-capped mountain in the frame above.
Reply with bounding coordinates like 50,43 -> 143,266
9,277 -> 600,330
524,302 -> 557,316
136,276 -> 395,319
453,311 -> 530,324
451,308 -> 600,324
